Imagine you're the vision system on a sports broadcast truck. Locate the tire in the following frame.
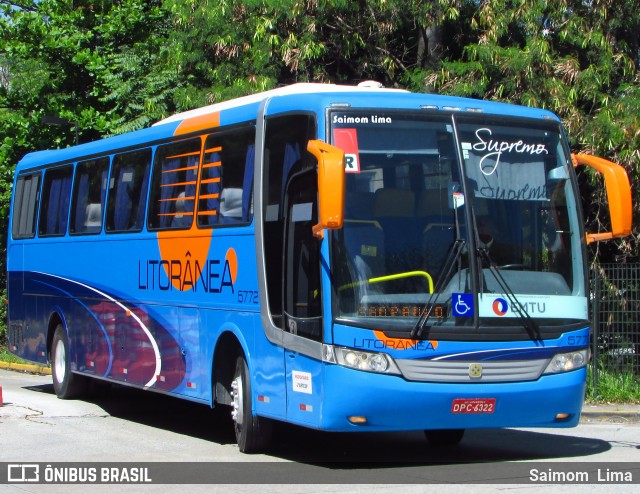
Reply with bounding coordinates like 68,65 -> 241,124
425,428 -> 465,446
230,354 -> 272,453
51,325 -> 89,399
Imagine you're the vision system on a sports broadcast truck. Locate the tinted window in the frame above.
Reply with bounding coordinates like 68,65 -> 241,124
70,157 -> 109,234
12,173 -> 41,239
200,126 -> 255,227
39,165 -> 73,237
148,139 -> 201,230
106,149 -> 151,232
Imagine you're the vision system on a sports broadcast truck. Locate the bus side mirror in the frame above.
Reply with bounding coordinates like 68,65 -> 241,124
307,140 -> 345,239
572,153 -> 632,244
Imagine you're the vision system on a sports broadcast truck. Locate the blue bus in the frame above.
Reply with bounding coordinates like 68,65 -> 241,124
7,83 -> 632,452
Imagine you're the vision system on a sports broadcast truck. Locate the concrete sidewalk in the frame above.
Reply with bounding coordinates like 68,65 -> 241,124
580,402 -> 640,423
1,360 -> 638,422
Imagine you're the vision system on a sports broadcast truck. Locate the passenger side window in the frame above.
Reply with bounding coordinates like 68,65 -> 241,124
12,173 -> 40,239
200,126 -> 255,227
148,139 -> 201,230
70,157 -> 109,234
39,165 -> 73,237
106,149 -> 151,233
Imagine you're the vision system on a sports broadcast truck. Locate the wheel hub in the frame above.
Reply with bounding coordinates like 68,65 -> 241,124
230,376 -> 244,426
54,339 -> 66,385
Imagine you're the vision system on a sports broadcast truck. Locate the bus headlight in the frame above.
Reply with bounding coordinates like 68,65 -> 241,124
324,345 -> 401,375
543,349 -> 590,374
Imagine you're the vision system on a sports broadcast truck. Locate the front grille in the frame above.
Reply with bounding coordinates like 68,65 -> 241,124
396,358 -> 549,383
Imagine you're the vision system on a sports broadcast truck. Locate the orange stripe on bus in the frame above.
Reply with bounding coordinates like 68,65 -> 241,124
162,165 -> 198,174
174,112 -> 221,136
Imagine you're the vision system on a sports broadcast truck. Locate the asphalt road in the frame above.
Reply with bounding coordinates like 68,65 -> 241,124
0,368 -> 639,493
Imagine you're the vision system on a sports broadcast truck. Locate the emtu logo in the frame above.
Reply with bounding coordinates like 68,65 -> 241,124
492,297 -> 508,316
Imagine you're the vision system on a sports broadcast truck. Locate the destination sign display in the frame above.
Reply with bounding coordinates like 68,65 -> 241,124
357,303 -> 448,318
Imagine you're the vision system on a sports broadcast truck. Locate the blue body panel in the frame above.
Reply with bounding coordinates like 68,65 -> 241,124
319,366 -> 585,431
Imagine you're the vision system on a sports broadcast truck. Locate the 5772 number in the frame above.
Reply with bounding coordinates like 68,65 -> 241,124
238,290 -> 259,304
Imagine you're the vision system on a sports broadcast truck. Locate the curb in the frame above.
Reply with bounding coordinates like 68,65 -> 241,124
0,361 -> 52,375
580,409 -> 640,422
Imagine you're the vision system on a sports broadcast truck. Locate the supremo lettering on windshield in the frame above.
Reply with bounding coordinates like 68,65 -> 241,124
138,257 -> 234,293
470,128 -> 549,176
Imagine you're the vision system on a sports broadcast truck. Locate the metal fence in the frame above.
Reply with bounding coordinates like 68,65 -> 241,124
590,263 -> 640,390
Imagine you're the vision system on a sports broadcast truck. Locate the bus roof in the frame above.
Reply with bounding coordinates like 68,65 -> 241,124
153,82 -> 408,126
16,83 -> 560,172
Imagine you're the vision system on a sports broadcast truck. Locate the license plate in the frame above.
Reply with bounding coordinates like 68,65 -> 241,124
451,398 -> 496,414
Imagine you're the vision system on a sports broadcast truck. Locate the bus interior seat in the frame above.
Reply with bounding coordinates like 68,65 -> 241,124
219,188 -> 243,223
180,170 -> 197,228
113,167 -> 135,230
417,190 -> 455,272
373,188 -> 415,219
171,192 -> 188,228
242,145 -> 254,222
281,142 -> 301,199
198,151 -> 221,227
84,203 -> 102,232
46,175 -> 72,234
134,167 -> 149,229
345,191 -> 375,219
338,189 -> 382,278
373,188 -> 416,272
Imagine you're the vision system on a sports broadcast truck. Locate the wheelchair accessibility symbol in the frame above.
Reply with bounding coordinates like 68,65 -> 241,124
452,293 -> 474,317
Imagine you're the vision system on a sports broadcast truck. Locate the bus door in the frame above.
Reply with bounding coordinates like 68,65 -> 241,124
282,163 -> 325,424
259,113 -> 324,425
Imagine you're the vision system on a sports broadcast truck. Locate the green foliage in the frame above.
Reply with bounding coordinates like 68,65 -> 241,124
587,364 -> 640,404
164,0 -> 460,96
0,0 -> 172,343
413,0 -> 640,263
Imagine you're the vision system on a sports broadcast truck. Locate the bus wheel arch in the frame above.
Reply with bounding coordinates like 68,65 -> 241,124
212,331 -> 272,453
212,331 -> 243,407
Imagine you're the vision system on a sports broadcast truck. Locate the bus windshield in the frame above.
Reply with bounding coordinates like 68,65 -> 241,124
330,111 -> 586,335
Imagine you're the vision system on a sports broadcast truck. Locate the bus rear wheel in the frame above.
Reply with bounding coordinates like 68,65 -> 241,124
51,325 -> 88,399
230,354 -> 272,453
424,428 -> 465,446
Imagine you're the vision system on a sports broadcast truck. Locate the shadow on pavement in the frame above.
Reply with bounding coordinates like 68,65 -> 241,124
23,381 -> 611,467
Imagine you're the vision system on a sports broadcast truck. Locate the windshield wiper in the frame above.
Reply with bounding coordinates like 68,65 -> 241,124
411,238 -> 466,339
477,248 -> 543,343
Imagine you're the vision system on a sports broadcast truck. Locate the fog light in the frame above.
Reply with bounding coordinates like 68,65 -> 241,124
348,416 -> 368,424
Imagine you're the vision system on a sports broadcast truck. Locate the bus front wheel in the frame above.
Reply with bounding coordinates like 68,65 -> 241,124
51,325 -> 88,399
230,354 -> 272,453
